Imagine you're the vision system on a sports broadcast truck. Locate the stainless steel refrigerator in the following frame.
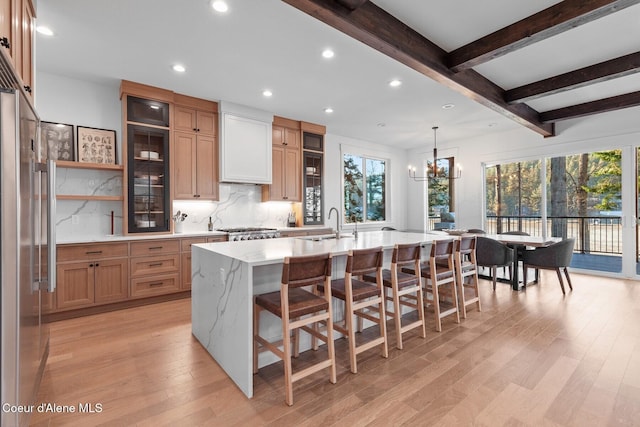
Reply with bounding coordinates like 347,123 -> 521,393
0,86 -> 56,426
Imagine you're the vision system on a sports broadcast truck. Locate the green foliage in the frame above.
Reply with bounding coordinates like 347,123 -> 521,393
584,150 -> 621,211
343,155 -> 386,223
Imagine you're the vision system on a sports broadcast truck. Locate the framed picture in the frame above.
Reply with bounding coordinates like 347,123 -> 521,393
77,126 -> 117,164
41,121 -> 74,161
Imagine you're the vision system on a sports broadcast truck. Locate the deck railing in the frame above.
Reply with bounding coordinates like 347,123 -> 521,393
428,215 -> 623,255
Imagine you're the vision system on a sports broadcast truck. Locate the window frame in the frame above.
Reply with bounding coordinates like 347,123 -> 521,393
342,151 -> 389,225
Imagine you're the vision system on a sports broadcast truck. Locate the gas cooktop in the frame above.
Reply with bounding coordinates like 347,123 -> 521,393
216,227 -> 277,233
216,227 -> 280,241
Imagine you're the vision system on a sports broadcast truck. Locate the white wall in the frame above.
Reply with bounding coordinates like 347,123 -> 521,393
36,72 -> 122,162
406,106 -> 640,232
325,133 -> 408,233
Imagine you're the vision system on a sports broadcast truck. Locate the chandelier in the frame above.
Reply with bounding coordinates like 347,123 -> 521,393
408,126 -> 462,181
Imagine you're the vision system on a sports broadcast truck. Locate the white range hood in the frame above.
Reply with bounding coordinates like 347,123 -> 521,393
219,101 -> 273,184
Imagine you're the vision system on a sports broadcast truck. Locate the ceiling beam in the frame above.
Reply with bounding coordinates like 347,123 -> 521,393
448,0 -> 640,73
335,0 -> 369,10
282,0 -> 555,137
539,90 -> 640,122
505,51 -> 640,104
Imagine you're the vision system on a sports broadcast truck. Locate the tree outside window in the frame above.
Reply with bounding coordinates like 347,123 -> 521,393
344,154 -> 386,223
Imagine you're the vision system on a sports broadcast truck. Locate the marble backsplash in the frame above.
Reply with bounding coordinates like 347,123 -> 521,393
56,166 -> 299,241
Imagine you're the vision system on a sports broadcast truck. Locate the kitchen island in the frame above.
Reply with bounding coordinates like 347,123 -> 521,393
191,230 -> 450,397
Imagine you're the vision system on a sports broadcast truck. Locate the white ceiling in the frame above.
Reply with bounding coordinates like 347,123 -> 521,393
35,0 -> 640,149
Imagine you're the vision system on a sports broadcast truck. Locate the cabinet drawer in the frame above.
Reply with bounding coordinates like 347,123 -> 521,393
130,273 -> 180,298
181,237 -> 206,252
207,236 -> 227,243
58,243 -> 128,262
130,254 -> 180,278
130,240 -> 180,256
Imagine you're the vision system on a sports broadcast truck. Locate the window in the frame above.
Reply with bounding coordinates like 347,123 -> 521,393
343,154 -> 386,223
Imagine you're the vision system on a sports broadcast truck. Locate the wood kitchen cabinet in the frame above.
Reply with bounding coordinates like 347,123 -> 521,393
262,117 -> 301,202
173,94 -> 219,201
129,239 -> 181,298
0,0 -> 35,97
56,243 -> 129,310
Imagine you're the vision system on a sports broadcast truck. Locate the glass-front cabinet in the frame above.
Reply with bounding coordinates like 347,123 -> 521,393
127,125 -> 170,233
303,132 -> 324,225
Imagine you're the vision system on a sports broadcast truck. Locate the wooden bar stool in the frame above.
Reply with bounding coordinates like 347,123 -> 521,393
253,253 -> 336,406
318,246 -> 388,374
455,236 -> 481,318
412,239 -> 460,332
363,243 -> 426,350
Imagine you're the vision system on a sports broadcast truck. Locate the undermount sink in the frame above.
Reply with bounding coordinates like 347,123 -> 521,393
298,233 -> 354,241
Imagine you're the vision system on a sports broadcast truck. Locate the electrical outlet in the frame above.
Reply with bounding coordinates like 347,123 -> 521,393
71,215 -> 79,225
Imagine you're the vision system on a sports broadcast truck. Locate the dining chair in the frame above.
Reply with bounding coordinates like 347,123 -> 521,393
476,236 -> 514,290
253,253 -> 336,406
318,246 -> 388,374
522,238 -> 575,294
362,242 -> 426,350
455,236 -> 481,318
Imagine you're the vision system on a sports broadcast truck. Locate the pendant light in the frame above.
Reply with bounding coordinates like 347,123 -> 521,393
408,126 -> 462,181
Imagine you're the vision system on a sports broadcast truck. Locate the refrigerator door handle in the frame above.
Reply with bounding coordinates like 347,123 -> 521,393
46,159 -> 56,292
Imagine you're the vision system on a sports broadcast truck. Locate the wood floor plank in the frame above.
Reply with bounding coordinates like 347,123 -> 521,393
30,272 -> 640,426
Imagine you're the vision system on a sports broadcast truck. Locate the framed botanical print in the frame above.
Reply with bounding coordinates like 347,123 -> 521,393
77,126 -> 117,164
41,121 -> 74,161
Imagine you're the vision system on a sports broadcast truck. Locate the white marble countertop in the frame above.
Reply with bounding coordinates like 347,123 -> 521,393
193,230 -> 453,266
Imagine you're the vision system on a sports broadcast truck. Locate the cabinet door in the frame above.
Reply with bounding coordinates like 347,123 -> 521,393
128,124 -> 171,233
181,252 -> 192,290
94,258 -> 128,303
195,134 -> 218,200
20,0 -> 34,95
197,111 -> 217,136
56,262 -> 95,309
284,127 -> 300,148
270,144 -> 285,200
174,106 -> 197,133
173,131 -> 197,199
272,125 -> 284,146
284,147 -> 301,201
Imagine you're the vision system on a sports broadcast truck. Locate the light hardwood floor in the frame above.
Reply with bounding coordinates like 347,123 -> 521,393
31,271 -> 640,426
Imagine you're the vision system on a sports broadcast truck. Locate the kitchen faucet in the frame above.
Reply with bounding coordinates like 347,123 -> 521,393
328,207 -> 339,238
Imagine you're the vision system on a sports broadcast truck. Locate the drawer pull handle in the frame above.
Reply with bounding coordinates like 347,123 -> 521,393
149,246 -> 163,250
149,262 -> 163,267
86,250 -> 103,255
149,282 -> 163,287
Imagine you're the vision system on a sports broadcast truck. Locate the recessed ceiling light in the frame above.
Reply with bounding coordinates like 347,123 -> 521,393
36,26 -> 54,36
262,90 -> 273,97
442,103 -> 455,109
172,64 -> 186,73
211,1 -> 229,12
389,79 -> 402,87
322,49 -> 335,59
324,107 -> 334,113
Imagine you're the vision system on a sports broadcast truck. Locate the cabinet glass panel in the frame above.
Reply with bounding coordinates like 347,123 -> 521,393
127,96 -> 170,127
303,152 -> 323,225
303,132 -> 323,151
127,124 -> 170,233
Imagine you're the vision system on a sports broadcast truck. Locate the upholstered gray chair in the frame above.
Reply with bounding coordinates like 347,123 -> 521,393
522,238 -> 575,294
475,237 -> 514,290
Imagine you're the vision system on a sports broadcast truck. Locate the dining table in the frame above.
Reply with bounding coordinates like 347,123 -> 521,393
483,234 -> 561,290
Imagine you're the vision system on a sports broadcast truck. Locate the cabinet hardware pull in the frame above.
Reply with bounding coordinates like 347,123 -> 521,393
149,262 -> 163,267
193,128 -> 197,131
196,128 -> 200,132
86,250 -> 103,255
95,263 -> 99,267
0,37 -> 10,49
149,246 -> 163,250
89,263 -> 94,267
24,86 -> 31,93
149,282 -> 163,286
